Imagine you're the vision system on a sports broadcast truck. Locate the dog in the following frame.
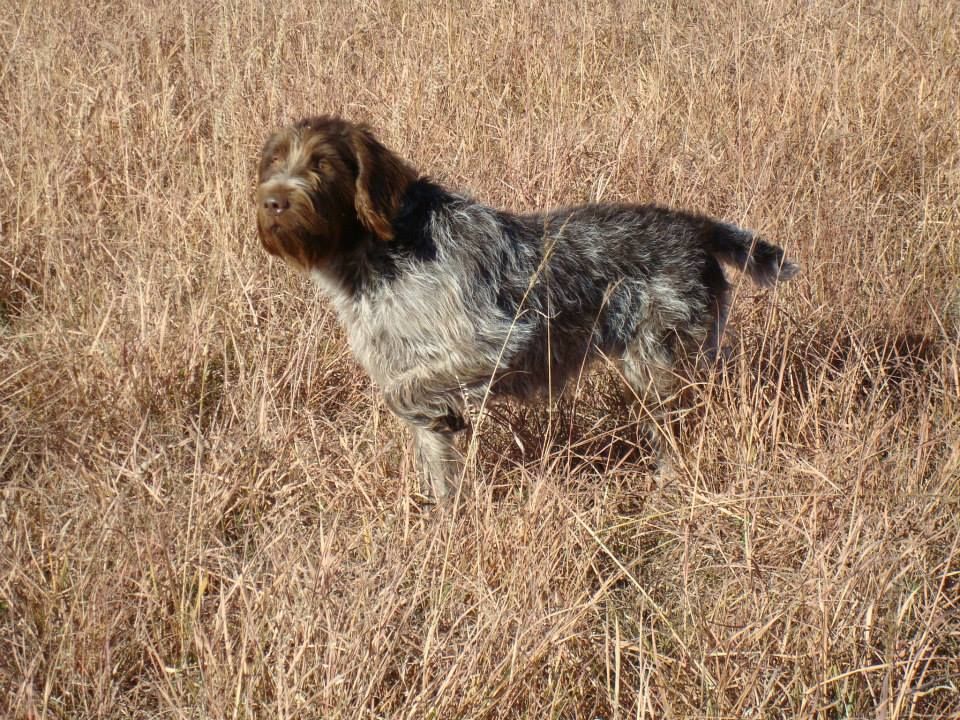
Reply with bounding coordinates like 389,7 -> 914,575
255,116 -> 798,500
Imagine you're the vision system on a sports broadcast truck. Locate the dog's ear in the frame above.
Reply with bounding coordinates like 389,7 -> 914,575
349,126 -> 416,241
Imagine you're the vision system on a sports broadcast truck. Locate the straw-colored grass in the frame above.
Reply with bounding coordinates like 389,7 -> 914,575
2,0 -> 958,717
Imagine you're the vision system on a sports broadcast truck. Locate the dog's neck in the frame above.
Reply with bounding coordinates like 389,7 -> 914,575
310,178 -> 452,306
308,237 -> 381,312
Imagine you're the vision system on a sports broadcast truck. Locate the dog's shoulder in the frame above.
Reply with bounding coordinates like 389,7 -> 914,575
388,179 -> 449,258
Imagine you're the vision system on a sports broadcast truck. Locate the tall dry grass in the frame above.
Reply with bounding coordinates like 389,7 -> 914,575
2,0 -> 958,717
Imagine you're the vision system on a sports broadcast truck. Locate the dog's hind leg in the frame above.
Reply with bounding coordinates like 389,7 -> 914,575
620,318 -> 710,458
620,339 -> 679,456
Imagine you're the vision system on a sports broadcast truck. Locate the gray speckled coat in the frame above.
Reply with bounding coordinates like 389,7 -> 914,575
256,117 -> 798,499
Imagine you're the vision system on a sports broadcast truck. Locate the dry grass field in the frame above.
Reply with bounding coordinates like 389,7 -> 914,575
2,0 -> 959,717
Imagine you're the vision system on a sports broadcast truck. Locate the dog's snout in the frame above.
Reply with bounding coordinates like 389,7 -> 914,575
263,194 -> 290,214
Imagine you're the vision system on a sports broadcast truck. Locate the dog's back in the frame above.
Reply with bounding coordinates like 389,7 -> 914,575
401,196 -> 796,399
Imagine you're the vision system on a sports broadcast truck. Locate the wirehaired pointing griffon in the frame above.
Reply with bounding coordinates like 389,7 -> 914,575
256,116 -> 798,500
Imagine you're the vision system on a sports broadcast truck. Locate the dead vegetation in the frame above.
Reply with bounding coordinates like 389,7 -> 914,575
1,0 -> 958,717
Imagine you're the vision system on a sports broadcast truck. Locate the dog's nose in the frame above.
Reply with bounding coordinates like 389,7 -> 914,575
263,195 -> 290,214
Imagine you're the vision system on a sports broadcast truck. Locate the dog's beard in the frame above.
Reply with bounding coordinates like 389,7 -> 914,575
256,182 -> 339,271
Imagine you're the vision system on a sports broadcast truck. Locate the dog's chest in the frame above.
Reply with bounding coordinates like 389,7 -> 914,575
343,273 -> 495,386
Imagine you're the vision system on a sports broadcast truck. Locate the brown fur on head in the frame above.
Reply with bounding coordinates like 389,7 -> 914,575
255,116 -> 417,270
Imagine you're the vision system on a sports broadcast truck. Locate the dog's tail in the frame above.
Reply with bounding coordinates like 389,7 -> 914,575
707,221 -> 799,288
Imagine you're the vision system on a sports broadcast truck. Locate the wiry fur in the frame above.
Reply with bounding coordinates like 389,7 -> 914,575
256,116 -> 799,499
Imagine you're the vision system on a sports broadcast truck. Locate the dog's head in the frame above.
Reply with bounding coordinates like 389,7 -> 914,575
255,116 -> 417,271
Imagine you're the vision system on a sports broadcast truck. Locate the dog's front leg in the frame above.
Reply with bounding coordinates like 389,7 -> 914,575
383,371 -> 471,500
410,426 -> 462,500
